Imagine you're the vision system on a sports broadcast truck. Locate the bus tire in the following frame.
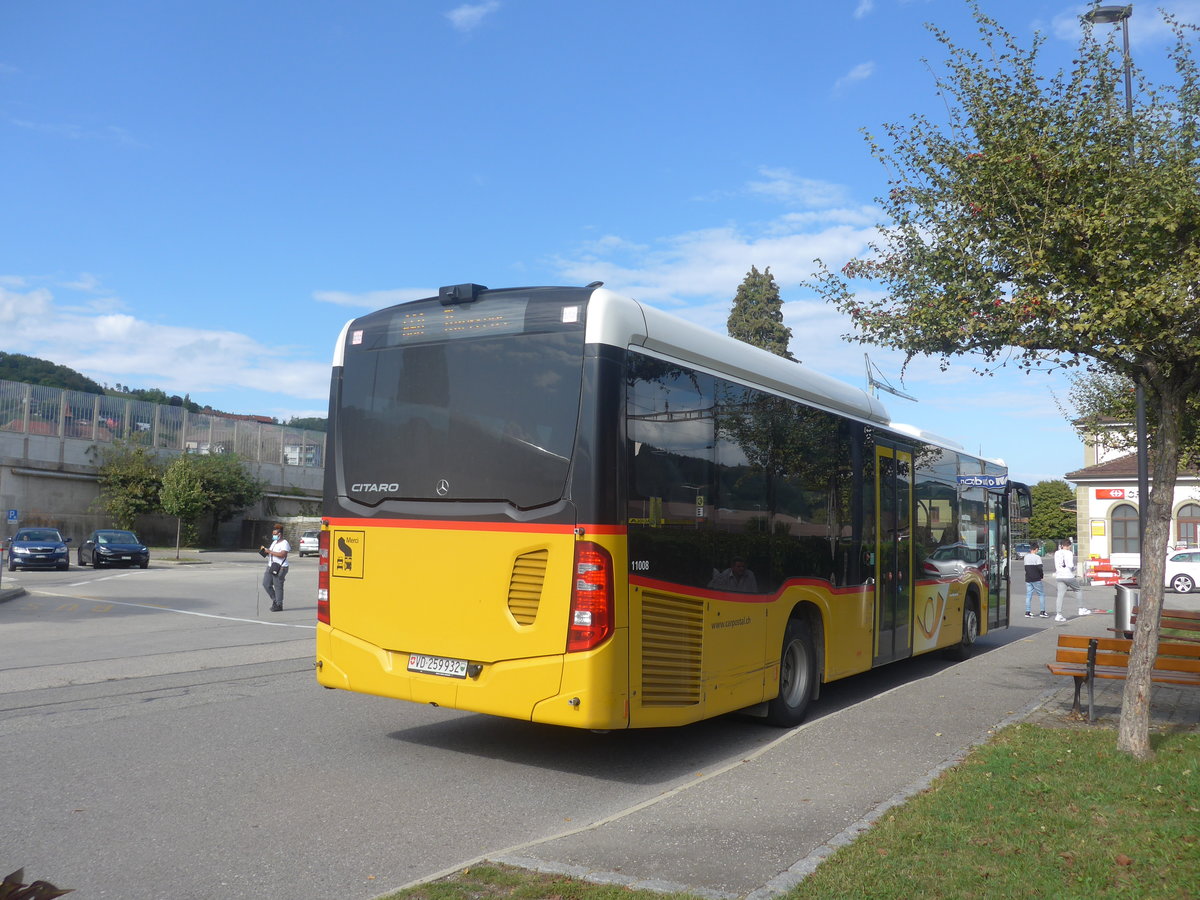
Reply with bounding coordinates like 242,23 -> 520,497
766,619 -> 815,727
947,597 -> 979,661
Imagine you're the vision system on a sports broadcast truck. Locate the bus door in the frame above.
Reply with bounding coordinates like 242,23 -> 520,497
874,442 -> 913,666
1002,482 -> 1033,627
986,488 -> 1008,629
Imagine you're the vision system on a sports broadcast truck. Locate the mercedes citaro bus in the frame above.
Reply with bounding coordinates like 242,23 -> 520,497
315,282 -> 1030,729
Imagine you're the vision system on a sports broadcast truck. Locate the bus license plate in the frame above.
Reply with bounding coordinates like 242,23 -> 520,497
408,653 -> 468,679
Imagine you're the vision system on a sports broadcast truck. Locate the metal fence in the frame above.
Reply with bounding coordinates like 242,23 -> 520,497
0,379 -> 324,468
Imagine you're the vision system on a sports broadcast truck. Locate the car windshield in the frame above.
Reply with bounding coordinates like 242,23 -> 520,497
15,530 -> 62,542
97,531 -> 139,544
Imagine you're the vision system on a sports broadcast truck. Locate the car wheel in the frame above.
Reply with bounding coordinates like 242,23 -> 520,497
140,560 -> 149,569
765,618 -> 816,727
7,559 -> 15,572
92,556 -> 101,568
1169,573 -> 1195,594
59,560 -> 69,571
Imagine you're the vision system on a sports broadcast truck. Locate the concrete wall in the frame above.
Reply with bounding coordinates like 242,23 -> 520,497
1,429 -> 323,549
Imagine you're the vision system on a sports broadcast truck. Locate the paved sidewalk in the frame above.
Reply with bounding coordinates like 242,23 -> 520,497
464,589 -> 1199,900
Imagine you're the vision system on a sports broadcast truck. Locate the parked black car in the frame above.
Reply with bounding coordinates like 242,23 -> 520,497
6,527 -> 71,571
78,529 -> 150,569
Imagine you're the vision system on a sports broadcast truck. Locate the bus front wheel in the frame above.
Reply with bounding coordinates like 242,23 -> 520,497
766,619 -> 815,727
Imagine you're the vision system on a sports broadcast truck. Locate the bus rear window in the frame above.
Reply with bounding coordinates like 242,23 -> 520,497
336,324 -> 586,509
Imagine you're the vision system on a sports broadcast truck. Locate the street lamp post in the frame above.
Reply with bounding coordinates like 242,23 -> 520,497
1081,4 -> 1148,562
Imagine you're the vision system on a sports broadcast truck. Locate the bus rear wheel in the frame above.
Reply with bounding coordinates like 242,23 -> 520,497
947,597 -> 979,661
766,619 -> 814,727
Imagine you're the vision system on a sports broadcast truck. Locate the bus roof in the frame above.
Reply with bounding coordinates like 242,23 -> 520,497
330,284 -> 994,455
586,286 -> 892,429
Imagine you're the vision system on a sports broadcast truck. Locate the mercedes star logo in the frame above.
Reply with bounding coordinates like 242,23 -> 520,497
436,479 -> 450,496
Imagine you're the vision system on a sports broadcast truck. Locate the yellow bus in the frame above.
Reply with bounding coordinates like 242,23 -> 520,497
315,283 -> 1030,729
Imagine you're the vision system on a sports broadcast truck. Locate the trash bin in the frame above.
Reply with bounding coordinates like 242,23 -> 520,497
1114,582 -> 1139,637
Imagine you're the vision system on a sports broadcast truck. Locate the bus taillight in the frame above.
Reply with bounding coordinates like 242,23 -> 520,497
567,541 -> 613,652
317,530 -> 330,624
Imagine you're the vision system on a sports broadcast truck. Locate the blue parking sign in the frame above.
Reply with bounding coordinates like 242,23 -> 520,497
6,509 -> 17,524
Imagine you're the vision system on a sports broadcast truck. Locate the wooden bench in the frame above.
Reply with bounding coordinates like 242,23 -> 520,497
1046,633 -> 1200,721
1111,606 -> 1200,642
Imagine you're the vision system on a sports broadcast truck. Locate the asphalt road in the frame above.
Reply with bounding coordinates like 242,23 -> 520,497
0,554 -> 1168,900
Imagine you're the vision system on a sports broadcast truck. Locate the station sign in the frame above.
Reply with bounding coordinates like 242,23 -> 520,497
1095,488 -> 1139,500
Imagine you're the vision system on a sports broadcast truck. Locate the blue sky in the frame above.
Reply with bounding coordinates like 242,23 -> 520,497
2,0 -> 1196,486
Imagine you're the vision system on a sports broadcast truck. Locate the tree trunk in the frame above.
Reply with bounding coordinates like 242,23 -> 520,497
1115,382 -> 1183,759
174,516 -> 181,560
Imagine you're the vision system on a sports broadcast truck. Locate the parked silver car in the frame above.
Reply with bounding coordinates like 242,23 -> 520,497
298,530 -> 320,557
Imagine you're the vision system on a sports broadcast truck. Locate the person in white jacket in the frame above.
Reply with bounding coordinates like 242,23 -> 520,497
1053,539 -> 1082,623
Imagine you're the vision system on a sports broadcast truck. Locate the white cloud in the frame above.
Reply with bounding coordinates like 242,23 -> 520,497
552,167 -> 884,382
0,285 -> 52,323
61,272 -> 103,292
834,62 -> 875,95
0,281 -> 330,402
313,287 -> 433,307
748,167 -> 848,207
446,1 -> 501,32
854,1 -> 874,20
10,119 -> 141,146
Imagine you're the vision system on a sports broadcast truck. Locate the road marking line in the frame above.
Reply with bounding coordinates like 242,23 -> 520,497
24,591 -> 316,630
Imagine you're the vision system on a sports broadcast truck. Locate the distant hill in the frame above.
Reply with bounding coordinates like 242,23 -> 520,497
0,351 -> 105,393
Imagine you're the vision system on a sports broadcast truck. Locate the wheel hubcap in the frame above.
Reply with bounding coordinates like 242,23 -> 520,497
781,640 -> 810,705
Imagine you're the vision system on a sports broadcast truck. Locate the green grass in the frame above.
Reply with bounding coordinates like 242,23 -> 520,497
383,864 -> 697,900
386,725 -> 1200,900
789,725 -> 1199,899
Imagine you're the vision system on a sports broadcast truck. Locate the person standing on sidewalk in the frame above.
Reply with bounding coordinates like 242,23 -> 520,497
1052,539 -> 1082,623
1024,544 -> 1047,618
259,524 -> 290,612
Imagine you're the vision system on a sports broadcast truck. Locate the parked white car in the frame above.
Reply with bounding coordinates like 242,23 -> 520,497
1165,549 -> 1200,593
298,530 -> 320,557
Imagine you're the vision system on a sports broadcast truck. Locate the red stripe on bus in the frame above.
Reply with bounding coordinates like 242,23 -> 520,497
629,574 -> 872,604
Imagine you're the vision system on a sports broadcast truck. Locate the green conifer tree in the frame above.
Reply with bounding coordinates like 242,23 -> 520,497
726,266 -> 796,361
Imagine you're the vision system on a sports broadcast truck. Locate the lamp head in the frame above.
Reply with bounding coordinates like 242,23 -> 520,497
1082,4 -> 1133,25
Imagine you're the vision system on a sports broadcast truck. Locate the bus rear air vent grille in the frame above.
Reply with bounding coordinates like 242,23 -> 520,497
640,592 -> 703,707
507,549 -> 549,625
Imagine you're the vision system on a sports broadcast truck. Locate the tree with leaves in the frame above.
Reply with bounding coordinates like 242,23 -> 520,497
0,351 -> 105,393
1068,369 -> 1200,471
160,455 -> 209,557
285,416 -> 327,432
1028,480 -> 1076,543
807,4 -> 1200,758
727,266 -> 796,360
188,452 -> 265,542
93,441 -> 163,529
